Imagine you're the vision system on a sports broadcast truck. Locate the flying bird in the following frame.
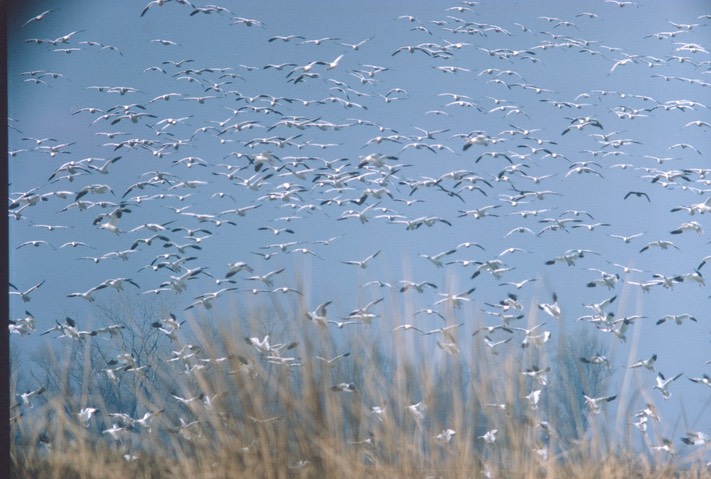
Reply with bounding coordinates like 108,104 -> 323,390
10,280 -> 46,303
306,301 -> 332,328
624,191 -> 650,202
654,372 -> 683,399
16,386 -> 46,408
538,293 -> 561,320
22,8 -> 59,27
341,250 -> 381,269
630,354 -> 657,372
583,393 -> 617,414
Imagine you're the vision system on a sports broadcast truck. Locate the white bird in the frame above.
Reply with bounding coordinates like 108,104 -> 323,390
10,280 -> 46,303
682,431 -> 710,446
520,330 -> 551,349
315,352 -> 350,365
630,354 -> 657,372
635,403 -> 661,424
94,324 -> 126,338
369,406 -> 386,422
185,287 -> 238,310
103,423 -> 132,443
478,429 -> 498,444
583,393 -> 616,414
86,156 -> 122,175
586,269 -> 620,289
169,344 -> 203,364
684,120 -> 711,129
462,132 -> 494,150
160,267 -> 209,293
639,240 -> 680,254
246,268 -> 285,287
399,280 -> 438,293
324,53 -> 345,70
225,261 -> 254,278
258,226 -> 294,236
393,324 -> 425,334
437,340 -> 460,358
631,415 -> 648,433
424,323 -> 463,342
414,308 -> 446,322
607,232 -> 644,243
435,428 -> 457,445
656,314 -> 697,326
98,277 -> 140,291
538,293 -> 561,320
9,311 -> 35,336
406,401 -> 425,421
650,438 -> 676,456
434,287 -> 476,309
605,0 -> 639,6
16,386 -> 46,408
499,278 -> 537,289
167,417 -> 202,440
521,366 -> 550,386
141,0 -> 170,17
327,319 -> 360,329
525,389 -> 542,410
473,324 -> 513,337
77,407 -> 100,427
418,249 -> 457,268
331,382 -> 356,393
458,205 -> 501,220
23,8 -> 60,27
231,16 -> 265,28
688,374 -> 711,390
244,335 -> 274,356
483,337 -> 512,355
340,36 -> 373,50
67,284 -> 107,302
93,207 -> 129,234
306,301 -> 332,328
341,250 -> 381,269
654,372 -> 683,399
346,297 -> 383,323
670,221 -> 703,235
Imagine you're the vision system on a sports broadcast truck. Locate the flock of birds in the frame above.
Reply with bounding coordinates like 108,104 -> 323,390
8,0 -> 711,469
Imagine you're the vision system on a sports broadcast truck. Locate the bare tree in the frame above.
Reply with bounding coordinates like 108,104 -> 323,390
89,294 -> 178,417
545,326 -> 613,456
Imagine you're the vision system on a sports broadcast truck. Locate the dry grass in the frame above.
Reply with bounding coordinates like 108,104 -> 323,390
9,300 -> 709,479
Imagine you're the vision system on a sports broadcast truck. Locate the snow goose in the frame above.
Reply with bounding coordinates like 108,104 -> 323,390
654,372 -> 683,399
630,354 -> 657,372
583,393 -> 617,414
77,407 -> 100,427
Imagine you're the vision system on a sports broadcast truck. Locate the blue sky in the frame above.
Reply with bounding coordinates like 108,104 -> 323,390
7,0 -> 711,455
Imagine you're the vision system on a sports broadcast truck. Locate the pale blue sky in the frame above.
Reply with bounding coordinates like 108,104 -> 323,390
8,0 -> 711,456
